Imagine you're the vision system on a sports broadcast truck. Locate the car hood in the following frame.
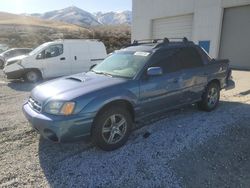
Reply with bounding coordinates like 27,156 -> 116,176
31,72 -> 128,103
6,55 -> 27,62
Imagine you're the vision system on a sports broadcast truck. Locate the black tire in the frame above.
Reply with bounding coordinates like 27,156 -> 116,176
92,106 -> 132,151
0,60 -> 4,69
198,82 -> 220,111
25,70 -> 41,83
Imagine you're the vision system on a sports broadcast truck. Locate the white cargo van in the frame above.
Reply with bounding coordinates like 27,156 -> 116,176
3,39 -> 107,82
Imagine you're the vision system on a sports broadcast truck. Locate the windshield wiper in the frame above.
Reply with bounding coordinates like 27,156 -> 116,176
91,70 -> 113,77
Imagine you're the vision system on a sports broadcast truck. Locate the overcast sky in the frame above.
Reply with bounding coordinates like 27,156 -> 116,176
0,0 -> 132,14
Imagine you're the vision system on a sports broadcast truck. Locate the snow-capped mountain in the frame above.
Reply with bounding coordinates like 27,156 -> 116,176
29,6 -> 132,27
95,11 -> 132,25
41,6 -> 101,27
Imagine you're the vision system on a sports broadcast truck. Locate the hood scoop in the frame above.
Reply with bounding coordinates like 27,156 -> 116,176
66,77 -> 86,82
65,73 -> 91,82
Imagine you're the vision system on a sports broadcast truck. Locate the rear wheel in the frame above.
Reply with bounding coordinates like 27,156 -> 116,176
25,70 -> 41,83
92,106 -> 132,151
198,82 -> 220,111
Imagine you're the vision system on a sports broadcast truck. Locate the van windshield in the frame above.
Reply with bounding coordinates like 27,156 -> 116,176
29,43 -> 49,56
92,51 -> 150,78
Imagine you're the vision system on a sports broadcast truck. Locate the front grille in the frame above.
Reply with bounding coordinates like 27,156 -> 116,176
28,97 -> 42,112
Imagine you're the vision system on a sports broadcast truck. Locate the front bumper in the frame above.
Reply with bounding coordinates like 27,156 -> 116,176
225,79 -> 235,90
3,69 -> 25,79
22,102 -> 94,142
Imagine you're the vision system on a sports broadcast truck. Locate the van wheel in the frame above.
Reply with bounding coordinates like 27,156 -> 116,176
198,82 -> 220,111
92,106 -> 132,151
25,70 -> 41,83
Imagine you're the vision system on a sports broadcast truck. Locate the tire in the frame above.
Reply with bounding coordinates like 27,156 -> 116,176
92,106 -> 132,151
25,70 -> 41,83
198,82 -> 220,111
0,60 -> 4,69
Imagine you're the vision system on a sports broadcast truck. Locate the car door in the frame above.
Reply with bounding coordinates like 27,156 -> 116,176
176,47 -> 208,103
138,48 -> 185,117
36,44 -> 71,78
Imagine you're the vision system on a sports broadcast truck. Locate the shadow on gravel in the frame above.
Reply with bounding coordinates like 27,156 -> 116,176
38,138 -> 93,184
7,80 -> 40,91
38,101 -> 250,187
170,119 -> 250,188
7,78 -> 56,91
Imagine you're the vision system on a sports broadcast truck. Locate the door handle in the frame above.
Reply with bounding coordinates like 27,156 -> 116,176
74,56 -> 77,60
60,57 -> 66,60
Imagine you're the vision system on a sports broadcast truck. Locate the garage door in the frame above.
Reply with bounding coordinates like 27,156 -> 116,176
219,5 -> 250,69
152,14 -> 193,40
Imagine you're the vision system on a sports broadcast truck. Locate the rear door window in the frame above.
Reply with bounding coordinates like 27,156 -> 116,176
177,47 -> 203,69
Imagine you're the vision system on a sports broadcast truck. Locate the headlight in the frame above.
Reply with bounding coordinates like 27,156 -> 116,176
44,101 -> 75,115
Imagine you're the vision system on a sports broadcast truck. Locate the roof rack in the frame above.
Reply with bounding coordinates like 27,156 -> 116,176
129,37 -> 192,48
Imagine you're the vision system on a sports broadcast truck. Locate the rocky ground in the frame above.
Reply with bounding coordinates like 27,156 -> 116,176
0,70 -> 250,187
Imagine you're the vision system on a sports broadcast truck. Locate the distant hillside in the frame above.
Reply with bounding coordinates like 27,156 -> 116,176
29,6 -> 132,26
0,12 -> 131,53
0,12 -> 88,30
0,12 -> 90,49
92,25 -> 131,53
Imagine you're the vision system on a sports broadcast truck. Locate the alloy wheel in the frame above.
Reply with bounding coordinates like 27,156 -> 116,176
101,114 -> 127,144
207,87 -> 218,108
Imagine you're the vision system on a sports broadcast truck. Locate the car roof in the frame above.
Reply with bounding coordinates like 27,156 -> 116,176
4,48 -> 32,52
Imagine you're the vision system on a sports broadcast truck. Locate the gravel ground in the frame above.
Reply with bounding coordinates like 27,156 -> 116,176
0,70 -> 250,187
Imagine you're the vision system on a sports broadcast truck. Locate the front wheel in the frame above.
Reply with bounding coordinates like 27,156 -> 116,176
198,82 -> 220,111
25,70 -> 41,83
92,106 -> 132,151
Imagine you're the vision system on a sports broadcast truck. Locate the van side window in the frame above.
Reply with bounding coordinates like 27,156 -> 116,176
37,44 -> 63,59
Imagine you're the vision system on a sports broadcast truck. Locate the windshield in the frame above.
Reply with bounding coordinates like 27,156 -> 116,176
29,43 -> 49,56
92,51 -> 150,78
2,49 -> 13,57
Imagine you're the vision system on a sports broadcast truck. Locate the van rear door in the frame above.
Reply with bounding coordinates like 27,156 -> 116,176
88,41 -> 107,65
71,41 -> 91,74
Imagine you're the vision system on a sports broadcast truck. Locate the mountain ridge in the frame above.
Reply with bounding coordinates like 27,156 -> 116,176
27,6 -> 132,27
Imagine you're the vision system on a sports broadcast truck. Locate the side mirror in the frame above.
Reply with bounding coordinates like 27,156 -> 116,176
89,64 -> 97,70
36,53 -> 44,59
147,67 -> 163,76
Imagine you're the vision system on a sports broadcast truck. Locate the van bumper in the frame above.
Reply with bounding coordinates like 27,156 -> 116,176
22,102 -> 94,142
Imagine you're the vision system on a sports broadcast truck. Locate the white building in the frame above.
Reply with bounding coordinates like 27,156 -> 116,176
132,0 -> 250,69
